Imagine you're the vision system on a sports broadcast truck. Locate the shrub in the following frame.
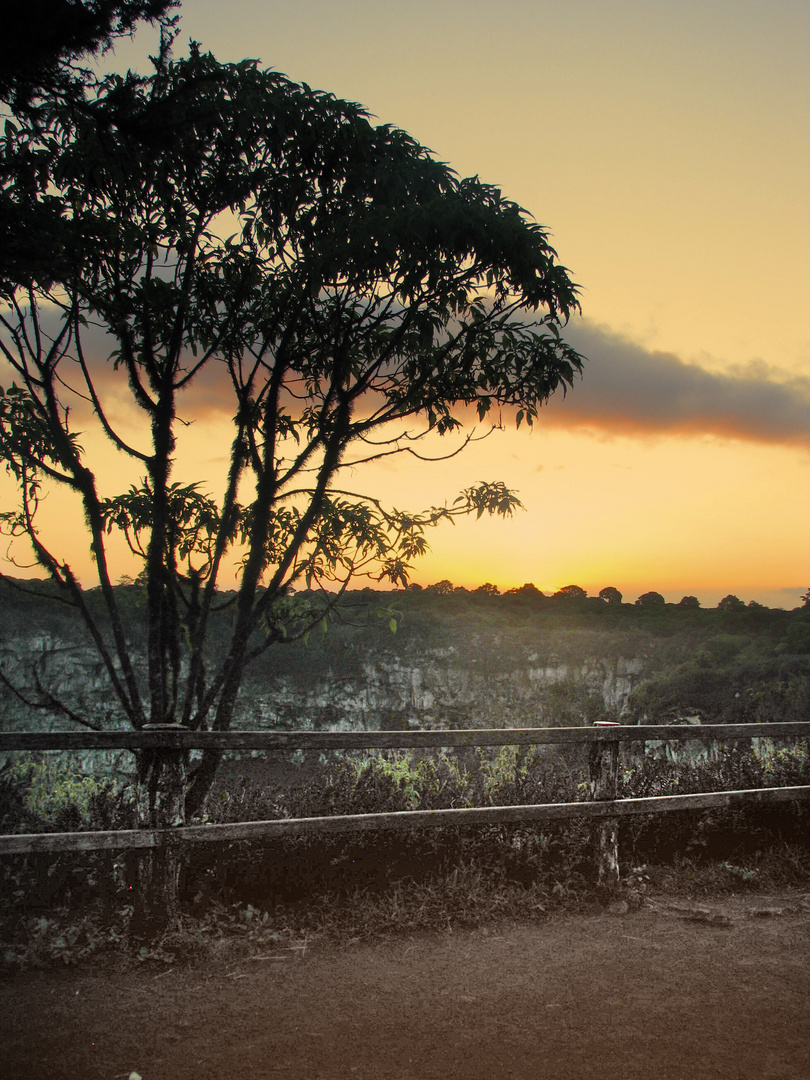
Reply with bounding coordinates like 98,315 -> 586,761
0,756 -> 136,833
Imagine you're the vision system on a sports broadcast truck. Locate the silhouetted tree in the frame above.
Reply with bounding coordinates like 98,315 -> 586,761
554,584 -> 587,601
0,0 -> 178,108
677,595 -> 701,609
1,36 -> 583,861
475,583 -> 500,595
598,586 -> 622,605
635,591 -> 666,608
0,11 -> 586,940
718,595 -> 746,612
505,582 -> 545,600
426,580 -> 456,596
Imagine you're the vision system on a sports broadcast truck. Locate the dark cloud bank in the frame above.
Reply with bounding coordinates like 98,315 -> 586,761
5,314 -> 808,449
548,321 -> 810,448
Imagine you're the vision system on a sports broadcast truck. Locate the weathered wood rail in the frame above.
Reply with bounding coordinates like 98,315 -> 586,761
2,720 -> 807,751
1,722 -> 809,881
1,785 -> 807,856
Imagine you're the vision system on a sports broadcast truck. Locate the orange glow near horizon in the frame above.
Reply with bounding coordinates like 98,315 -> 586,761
2,1 -> 808,612
2,414 -> 806,610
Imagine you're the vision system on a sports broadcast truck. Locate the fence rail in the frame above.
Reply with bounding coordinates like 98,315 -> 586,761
1,722 -> 809,869
1,785 -> 809,856
1,720 -> 809,752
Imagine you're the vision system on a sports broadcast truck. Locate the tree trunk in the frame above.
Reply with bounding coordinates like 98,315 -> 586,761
184,746 -> 223,820
129,724 -> 187,945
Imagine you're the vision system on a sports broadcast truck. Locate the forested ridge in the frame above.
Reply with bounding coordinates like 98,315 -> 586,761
2,577 -> 808,731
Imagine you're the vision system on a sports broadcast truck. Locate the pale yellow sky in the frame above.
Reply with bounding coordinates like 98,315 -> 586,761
152,0 -> 809,374
3,0 -> 808,607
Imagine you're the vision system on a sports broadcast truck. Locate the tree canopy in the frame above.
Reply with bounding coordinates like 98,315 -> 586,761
553,584 -> 587,601
598,586 -> 622,605
0,1 -> 177,108
718,594 -> 746,612
635,591 -> 666,608
0,43 -> 583,815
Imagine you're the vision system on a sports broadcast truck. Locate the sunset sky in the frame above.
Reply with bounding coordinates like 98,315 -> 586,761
4,0 -> 809,607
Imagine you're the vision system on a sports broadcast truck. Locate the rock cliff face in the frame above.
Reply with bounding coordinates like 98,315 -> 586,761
0,629 -> 644,734
247,649 -> 644,732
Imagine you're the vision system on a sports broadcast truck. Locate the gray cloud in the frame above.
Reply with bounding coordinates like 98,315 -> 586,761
544,321 -> 810,448
5,311 -> 809,449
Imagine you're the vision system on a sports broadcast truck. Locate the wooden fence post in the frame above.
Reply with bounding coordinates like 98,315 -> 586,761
589,722 -> 621,893
131,723 -> 187,941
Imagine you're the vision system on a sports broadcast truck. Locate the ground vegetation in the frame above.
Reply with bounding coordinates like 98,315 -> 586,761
0,739 -> 808,967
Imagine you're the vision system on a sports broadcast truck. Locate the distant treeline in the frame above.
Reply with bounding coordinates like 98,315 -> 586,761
3,575 -> 804,615
407,580 -> 809,612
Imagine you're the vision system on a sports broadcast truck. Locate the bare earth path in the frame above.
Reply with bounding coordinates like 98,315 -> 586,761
2,892 -> 809,1080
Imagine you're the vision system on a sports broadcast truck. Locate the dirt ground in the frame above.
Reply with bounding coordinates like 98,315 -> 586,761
2,891 -> 809,1080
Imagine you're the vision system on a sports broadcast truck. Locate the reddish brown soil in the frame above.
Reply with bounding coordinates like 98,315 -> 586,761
2,892 -> 809,1080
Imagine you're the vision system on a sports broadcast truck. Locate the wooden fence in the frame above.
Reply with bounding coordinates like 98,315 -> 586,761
1,721 -> 809,888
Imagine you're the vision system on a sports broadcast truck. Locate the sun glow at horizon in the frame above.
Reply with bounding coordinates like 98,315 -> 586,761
2,1 -> 807,611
